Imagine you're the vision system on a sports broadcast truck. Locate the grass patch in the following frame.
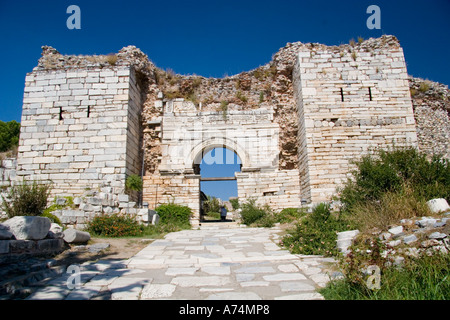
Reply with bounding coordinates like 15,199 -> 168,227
280,203 -> 349,256
320,253 -> 450,300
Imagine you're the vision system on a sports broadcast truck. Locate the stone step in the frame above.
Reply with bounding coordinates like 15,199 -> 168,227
0,261 -> 65,299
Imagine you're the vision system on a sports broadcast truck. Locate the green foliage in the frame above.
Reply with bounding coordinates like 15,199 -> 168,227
339,147 -> 450,213
229,198 -> 239,210
40,211 -> 62,224
1,180 -> 51,218
239,199 -> 275,227
156,203 -> 192,228
0,120 -> 20,152
281,203 -> 349,256
321,253 -> 450,300
275,207 -> 305,223
87,213 -> 144,237
235,90 -> 248,104
125,174 -> 143,192
203,196 -> 220,214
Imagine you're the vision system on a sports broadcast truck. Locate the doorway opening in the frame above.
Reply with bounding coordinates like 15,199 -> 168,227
196,147 -> 241,222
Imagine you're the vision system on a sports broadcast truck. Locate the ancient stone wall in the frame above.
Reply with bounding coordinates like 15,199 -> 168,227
141,97 -> 302,220
17,48 -> 145,200
14,36 -> 449,227
410,77 -> 450,159
293,36 -> 418,203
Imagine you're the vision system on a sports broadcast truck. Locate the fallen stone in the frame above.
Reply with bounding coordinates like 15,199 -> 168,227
434,221 -> 446,228
0,224 -> 13,240
63,228 -> 91,243
421,239 -> 441,248
400,219 -> 414,226
416,218 -> 437,228
403,234 -> 418,244
47,223 -> 64,239
336,230 -> 359,253
88,243 -> 110,253
428,232 -> 447,240
427,198 -> 450,213
388,225 -> 403,235
379,232 -> 391,241
2,216 -> 51,240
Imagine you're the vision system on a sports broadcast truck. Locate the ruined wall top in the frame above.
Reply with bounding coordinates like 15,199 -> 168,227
35,45 -> 156,80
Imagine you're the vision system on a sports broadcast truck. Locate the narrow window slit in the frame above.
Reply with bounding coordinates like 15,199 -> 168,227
87,106 -> 90,118
368,87 -> 373,101
59,107 -> 63,120
340,88 -> 344,102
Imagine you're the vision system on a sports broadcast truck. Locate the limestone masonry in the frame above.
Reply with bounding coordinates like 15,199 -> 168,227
11,35 -> 449,227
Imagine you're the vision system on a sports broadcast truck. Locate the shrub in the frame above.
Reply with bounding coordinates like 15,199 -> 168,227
229,198 -> 239,210
281,203 -> 349,256
125,174 -> 143,192
275,207 -> 305,223
1,180 -> 51,218
156,203 -> 192,228
41,211 -> 62,224
203,196 -> 220,215
239,199 -> 275,227
0,120 -> 20,152
339,147 -> 450,212
87,213 -> 144,237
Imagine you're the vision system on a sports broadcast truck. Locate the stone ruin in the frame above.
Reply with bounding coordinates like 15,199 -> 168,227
4,35 -> 449,228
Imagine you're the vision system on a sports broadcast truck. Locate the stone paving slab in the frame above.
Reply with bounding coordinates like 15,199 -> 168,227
26,225 -> 337,300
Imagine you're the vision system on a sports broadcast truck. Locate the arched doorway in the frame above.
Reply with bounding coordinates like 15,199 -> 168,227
195,147 -> 242,222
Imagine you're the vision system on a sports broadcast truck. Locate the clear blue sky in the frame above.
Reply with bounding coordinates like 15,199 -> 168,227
0,0 -> 449,200
0,0 -> 449,122
200,148 -> 241,201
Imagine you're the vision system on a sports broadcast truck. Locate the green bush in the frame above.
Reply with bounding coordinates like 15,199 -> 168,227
1,180 -> 51,218
275,207 -> 306,223
229,198 -> 239,210
87,213 -> 144,237
203,196 -> 220,215
239,199 -> 275,227
281,203 -> 349,256
41,211 -> 62,224
125,174 -> 143,192
156,203 -> 192,228
339,147 -> 450,212
0,120 -> 20,152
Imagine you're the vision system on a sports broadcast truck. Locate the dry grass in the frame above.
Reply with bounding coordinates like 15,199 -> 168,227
347,186 -> 431,231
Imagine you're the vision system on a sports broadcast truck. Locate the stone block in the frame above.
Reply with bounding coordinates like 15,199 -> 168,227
427,198 -> 450,213
63,229 -> 91,244
37,239 -> 65,252
0,224 -> 13,240
0,240 -> 9,254
9,240 -> 36,253
2,216 -> 51,240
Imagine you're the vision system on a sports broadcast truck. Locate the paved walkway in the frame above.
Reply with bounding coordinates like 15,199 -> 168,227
26,224 -> 337,300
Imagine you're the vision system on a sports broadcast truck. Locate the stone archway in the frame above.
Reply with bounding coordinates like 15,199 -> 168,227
188,136 -> 249,173
189,139 -> 244,223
